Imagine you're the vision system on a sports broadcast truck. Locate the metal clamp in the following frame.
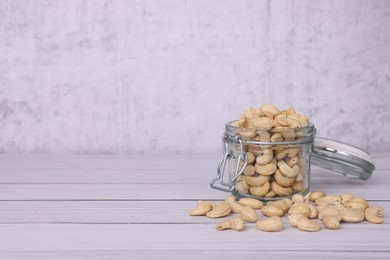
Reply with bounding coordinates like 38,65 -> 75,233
210,132 -> 248,192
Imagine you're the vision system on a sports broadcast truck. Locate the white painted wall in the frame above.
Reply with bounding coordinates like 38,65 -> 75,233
1,0 -> 389,154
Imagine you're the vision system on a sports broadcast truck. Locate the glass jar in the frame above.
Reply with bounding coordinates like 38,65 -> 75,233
210,121 -> 375,202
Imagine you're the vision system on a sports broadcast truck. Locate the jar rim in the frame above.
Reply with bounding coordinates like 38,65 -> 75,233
225,120 -> 315,131
224,121 -> 316,145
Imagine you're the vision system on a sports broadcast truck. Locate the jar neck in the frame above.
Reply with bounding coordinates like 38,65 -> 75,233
224,121 -> 316,145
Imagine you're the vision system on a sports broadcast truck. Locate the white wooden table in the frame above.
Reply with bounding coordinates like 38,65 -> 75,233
0,153 -> 389,259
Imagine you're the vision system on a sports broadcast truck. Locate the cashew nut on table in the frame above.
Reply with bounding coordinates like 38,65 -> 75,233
189,190 -> 384,232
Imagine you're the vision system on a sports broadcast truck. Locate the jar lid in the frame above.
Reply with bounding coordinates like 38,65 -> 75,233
311,137 -> 375,180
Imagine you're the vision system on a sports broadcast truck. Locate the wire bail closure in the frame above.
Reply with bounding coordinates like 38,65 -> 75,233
210,132 -> 248,192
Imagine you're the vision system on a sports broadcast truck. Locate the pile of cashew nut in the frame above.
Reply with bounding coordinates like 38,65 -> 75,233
189,191 -> 384,232
231,104 -> 311,198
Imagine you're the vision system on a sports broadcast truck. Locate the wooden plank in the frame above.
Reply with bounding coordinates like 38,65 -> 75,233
0,166 -> 388,185
0,169 -> 211,184
0,154 -> 221,170
0,152 -> 387,187
0,200 -> 388,224
0,181 -> 389,200
0,250 -> 389,260
0,223 -> 389,251
0,153 -> 387,171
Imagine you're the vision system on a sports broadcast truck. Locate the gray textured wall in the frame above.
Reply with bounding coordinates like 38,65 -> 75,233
1,0 -> 389,154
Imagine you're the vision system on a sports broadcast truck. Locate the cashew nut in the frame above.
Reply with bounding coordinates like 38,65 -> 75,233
243,107 -> 258,119
189,200 -> 213,216
282,198 -> 293,208
304,192 -> 311,203
243,175 -> 270,187
274,114 -> 288,126
256,216 -> 284,232
288,203 -> 310,217
261,205 -> 284,217
285,156 -> 299,167
270,133 -> 283,142
277,160 -> 300,178
249,181 -> 270,197
256,149 -> 274,165
287,148 -> 300,157
267,199 -> 291,214
240,206 -> 258,223
216,217 -> 245,231
265,189 -> 277,198
288,213 -> 304,228
365,206 -> 384,224
256,130 -> 271,142
239,130 -> 257,140
238,198 -> 263,209
322,215 -> 341,230
318,207 -> 342,221
255,163 -> 277,176
271,181 -> 293,196
315,195 -> 341,206
335,206 -> 365,223
225,195 -> 236,204
309,191 -> 326,202
225,195 -> 244,213
280,128 -> 296,141
243,164 -> 256,176
275,149 -> 288,160
235,179 -> 249,193
296,216 -> 321,232
291,181 -> 305,192
348,197 -> 369,209
246,152 -> 255,164
260,103 -> 280,118
274,169 -> 295,187
286,117 -> 301,128
343,201 -> 367,211
341,193 -> 354,204
307,203 -> 319,219
251,117 -> 274,129
206,202 -> 232,218
292,194 -> 305,204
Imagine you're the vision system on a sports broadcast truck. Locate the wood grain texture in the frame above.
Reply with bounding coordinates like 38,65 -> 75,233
0,200 -> 388,224
1,251 -> 389,260
0,153 -> 389,259
0,223 -> 389,251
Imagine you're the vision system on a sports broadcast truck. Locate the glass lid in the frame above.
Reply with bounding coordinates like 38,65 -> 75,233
311,137 -> 375,180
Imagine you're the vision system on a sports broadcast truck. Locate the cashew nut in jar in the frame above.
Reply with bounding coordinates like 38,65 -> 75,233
277,160 -> 300,178
213,103 -> 314,200
271,181 -> 293,197
249,181 -> 270,197
274,169 -> 295,188
243,175 -> 270,187
256,149 -> 274,165
255,163 -> 277,176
